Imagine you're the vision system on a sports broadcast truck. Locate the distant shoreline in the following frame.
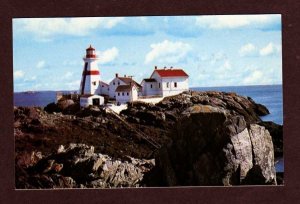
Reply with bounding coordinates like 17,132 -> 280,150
14,84 -> 282,93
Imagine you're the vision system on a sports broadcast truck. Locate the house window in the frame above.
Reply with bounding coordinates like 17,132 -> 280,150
113,82 -> 115,85
174,82 -> 177,88
118,93 -> 120,96
150,84 -> 153,88
159,83 -> 160,88
122,92 -> 124,96
118,81 -> 120,85
127,92 -> 129,96
167,82 -> 169,88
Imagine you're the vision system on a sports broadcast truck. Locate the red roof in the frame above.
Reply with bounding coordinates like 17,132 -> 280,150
154,69 -> 189,77
86,45 -> 95,50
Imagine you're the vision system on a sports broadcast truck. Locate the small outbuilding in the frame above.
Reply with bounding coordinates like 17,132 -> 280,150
115,84 -> 138,104
80,94 -> 104,107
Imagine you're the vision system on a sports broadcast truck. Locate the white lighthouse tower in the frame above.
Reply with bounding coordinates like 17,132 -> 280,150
79,45 -> 101,95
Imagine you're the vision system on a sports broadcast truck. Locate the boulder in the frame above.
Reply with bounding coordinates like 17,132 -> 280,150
147,106 -> 277,186
57,99 -> 75,110
258,121 -> 283,158
62,103 -> 81,115
44,102 -> 61,113
18,144 -> 155,188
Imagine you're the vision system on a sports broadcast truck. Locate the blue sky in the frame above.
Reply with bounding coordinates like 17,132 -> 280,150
13,15 -> 282,92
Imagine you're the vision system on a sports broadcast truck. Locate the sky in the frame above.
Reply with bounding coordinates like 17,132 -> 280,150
13,15 -> 282,92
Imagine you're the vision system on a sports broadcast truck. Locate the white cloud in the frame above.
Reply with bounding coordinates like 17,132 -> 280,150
196,15 -> 280,29
36,60 -> 45,69
14,70 -> 24,79
17,17 -> 124,39
63,71 -> 73,79
66,80 -> 81,90
210,51 -> 226,65
97,47 -> 119,65
145,40 -> 191,64
243,70 -> 264,84
219,59 -> 231,71
63,60 -> 79,66
24,76 -> 37,82
259,42 -> 281,56
239,43 -> 256,56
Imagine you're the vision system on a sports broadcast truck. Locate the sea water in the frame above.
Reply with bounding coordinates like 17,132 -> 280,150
14,90 -> 74,107
14,85 -> 284,172
191,85 -> 283,125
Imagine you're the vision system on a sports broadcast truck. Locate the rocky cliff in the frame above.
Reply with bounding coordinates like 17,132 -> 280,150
15,91 -> 283,188
16,144 -> 154,188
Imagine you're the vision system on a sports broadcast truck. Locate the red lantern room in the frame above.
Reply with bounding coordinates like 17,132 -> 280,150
86,45 -> 97,58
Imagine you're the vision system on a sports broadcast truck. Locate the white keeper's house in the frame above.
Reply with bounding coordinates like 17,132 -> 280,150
141,66 -> 189,97
115,83 -> 139,104
77,45 -> 189,106
108,73 -> 142,99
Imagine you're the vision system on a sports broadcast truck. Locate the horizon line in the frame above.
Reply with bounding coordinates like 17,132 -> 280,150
14,84 -> 283,93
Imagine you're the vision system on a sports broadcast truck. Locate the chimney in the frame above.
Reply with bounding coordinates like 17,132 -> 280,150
155,66 -> 157,70
115,73 -> 118,78
164,66 -> 167,70
170,66 -> 173,69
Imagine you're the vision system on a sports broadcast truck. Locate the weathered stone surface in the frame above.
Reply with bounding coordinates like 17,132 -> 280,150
248,124 -> 276,184
57,99 -> 74,110
16,144 -> 155,188
147,107 -> 277,186
15,90 -> 281,188
16,151 -> 43,168
44,102 -> 62,113
230,128 -> 253,181
258,121 -> 283,158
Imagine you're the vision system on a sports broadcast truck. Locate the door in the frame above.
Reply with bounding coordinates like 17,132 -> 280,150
92,98 -> 100,106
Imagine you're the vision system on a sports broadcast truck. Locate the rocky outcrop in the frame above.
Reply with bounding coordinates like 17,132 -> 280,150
258,121 -> 283,158
146,104 -> 276,186
121,91 -> 269,128
44,100 -> 80,115
16,144 -> 155,188
15,90 -> 281,188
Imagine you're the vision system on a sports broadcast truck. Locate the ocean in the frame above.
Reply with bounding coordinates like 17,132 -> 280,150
14,90 -> 74,108
190,85 -> 283,125
14,85 -> 283,172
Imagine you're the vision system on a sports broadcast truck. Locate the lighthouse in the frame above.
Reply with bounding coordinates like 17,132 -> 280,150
79,45 -> 101,95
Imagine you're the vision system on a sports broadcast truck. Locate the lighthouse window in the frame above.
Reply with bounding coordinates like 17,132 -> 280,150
118,81 -> 120,85
159,83 -> 160,88
113,82 -> 115,85
127,92 -> 129,96
92,81 -> 96,85
150,84 -> 153,88
167,82 -> 169,88
174,82 -> 177,88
